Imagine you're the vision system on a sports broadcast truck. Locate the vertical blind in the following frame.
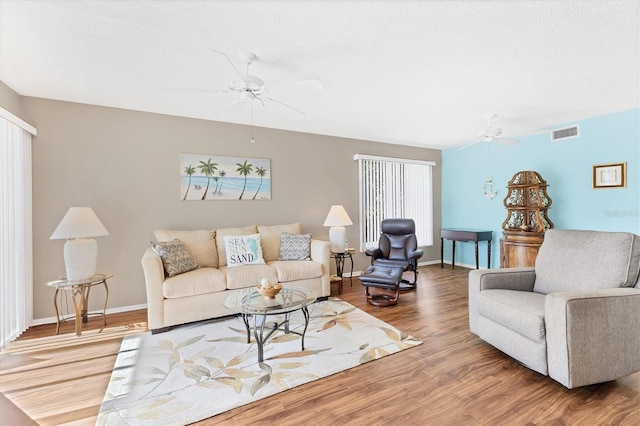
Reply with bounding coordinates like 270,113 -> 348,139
355,154 -> 434,252
1,109 -> 36,349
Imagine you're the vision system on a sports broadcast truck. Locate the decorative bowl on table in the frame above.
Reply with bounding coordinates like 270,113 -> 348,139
256,283 -> 283,299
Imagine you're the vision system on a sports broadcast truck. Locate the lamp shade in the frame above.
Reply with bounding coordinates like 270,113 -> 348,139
50,207 -> 109,240
323,205 -> 353,227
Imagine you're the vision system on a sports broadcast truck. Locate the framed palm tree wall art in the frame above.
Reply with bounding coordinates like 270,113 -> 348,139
180,153 -> 271,200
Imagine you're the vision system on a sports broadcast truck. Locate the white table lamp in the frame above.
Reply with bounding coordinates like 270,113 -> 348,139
323,205 -> 353,253
50,207 -> 109,281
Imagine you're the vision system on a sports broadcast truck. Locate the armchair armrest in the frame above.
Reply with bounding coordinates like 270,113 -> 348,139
545,288 -> 640,388
365,248 -> 383,262
409,249 -> 424,261
141,247 -> 166,331
469,267 -> 536,292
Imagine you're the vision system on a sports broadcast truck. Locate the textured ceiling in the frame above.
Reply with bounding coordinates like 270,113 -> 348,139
1,1 -> 638,149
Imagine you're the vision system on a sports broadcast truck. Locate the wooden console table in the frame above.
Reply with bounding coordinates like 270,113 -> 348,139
440,229 -> 492,269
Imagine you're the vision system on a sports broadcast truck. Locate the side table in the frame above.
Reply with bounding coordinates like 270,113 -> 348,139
46,273 -> 113,336
330,249 -> 354,294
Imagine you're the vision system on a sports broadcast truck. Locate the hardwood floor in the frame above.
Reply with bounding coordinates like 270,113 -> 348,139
1,264 -> 638,425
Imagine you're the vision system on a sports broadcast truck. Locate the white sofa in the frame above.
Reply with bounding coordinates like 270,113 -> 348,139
142,223 -> 331,333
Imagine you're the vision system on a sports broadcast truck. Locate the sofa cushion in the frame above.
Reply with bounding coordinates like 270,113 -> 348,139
477,289 -> 546,343
163,267 -> 227,298
215,225 -> 257,267
279,232 -> 311,261
269,260 -> 323,283
154,229 -> 218,268
534,229 -> 640,294
223,234 -> 266,267
258,223 -> 302,262
150,239 -> 199,277
220,264 -> 279,290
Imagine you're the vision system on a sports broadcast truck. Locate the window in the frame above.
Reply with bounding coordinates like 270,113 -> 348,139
354,154 -> 434,252
1,108 -> 36,349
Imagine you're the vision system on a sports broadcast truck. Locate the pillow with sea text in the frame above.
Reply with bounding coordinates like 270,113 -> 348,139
223,234 -> 266,267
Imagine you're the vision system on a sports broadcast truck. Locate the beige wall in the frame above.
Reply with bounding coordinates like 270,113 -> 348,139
1,80 -> 24,117
6,89 -> 441,321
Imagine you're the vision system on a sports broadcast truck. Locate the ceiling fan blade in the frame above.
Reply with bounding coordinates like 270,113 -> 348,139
497,137 -> 521,146
158,87 -> 230,95
219,99 -> 244,120
211,50 -> 247,83
266,78 -> 325,93
262,97 -> 306,119
457,139 -> 483,150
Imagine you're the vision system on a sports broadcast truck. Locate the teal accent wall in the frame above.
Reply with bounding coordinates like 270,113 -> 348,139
442,108 -> 639,269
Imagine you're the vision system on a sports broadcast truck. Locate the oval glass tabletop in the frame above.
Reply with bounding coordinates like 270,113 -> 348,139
240,287 -> 317,315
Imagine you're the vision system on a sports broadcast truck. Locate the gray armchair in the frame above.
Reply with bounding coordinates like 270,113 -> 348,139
469,229 -> 640,389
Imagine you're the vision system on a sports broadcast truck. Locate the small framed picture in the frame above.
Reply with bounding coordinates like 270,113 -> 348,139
592,162 -> 626,189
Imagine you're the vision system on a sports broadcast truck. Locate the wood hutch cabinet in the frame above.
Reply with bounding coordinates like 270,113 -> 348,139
500,171 -> 554,268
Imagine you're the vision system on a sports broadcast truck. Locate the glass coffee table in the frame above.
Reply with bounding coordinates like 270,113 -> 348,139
225,287 -> 317,363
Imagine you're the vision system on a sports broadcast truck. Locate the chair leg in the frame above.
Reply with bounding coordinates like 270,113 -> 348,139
365,285 -> 400,307
399,266 -> 418,290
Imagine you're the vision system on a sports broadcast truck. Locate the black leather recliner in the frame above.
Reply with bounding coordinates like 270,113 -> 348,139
365,218 -> 424,289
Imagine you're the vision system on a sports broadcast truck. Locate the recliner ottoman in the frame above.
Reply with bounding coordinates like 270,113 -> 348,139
360,264 -> 404,306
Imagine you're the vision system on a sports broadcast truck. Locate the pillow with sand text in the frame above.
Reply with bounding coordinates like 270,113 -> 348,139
151,239 -> 199,277
223,234 -> 266,267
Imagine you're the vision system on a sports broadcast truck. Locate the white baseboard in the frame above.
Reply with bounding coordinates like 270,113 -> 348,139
31,303 -> 148,326
439,260 -> 489,270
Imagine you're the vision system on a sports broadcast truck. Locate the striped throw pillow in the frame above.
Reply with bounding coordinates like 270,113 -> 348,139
278,233 -> 311,261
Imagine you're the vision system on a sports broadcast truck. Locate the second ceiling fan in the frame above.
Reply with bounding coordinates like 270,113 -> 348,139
459,114 -> 522,150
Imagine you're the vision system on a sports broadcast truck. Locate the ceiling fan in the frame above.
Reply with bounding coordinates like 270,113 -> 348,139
164,50 -> 324,120
458,114 -> 521,150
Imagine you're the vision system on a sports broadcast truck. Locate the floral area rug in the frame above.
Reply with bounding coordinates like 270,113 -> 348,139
97,298 -> 421,425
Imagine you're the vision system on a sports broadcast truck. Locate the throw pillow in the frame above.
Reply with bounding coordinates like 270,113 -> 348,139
257,223 -> 302,262
215,225 -> 258,267
151,239 -> 199,277
279,232 -> 311,261
223,234 -> 266,267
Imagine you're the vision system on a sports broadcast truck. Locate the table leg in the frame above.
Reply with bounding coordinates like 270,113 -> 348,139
440,237 -> 444,268
102,280 -> 109,327
452,241 -> 456,269
284,312 -> 290,333
254,314 -> 266,363
474,242 -> 479,269
488,240 -> 492,269
301,306 -> 310,351
71,285 -> 87,337
53,288 -> 61,335
348,254 -> 354,287
335,256 -> 344,279
242,313 -> 251,343
82,284 -> 91,324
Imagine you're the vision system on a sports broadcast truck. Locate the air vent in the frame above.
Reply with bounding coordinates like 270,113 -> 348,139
551,125 -> 579,141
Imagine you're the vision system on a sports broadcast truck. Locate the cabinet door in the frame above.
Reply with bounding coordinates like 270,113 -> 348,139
500,239 -> 541,268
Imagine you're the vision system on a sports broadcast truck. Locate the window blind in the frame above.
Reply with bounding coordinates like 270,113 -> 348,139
1,110 -> 35,349
354,154 -> 434,252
